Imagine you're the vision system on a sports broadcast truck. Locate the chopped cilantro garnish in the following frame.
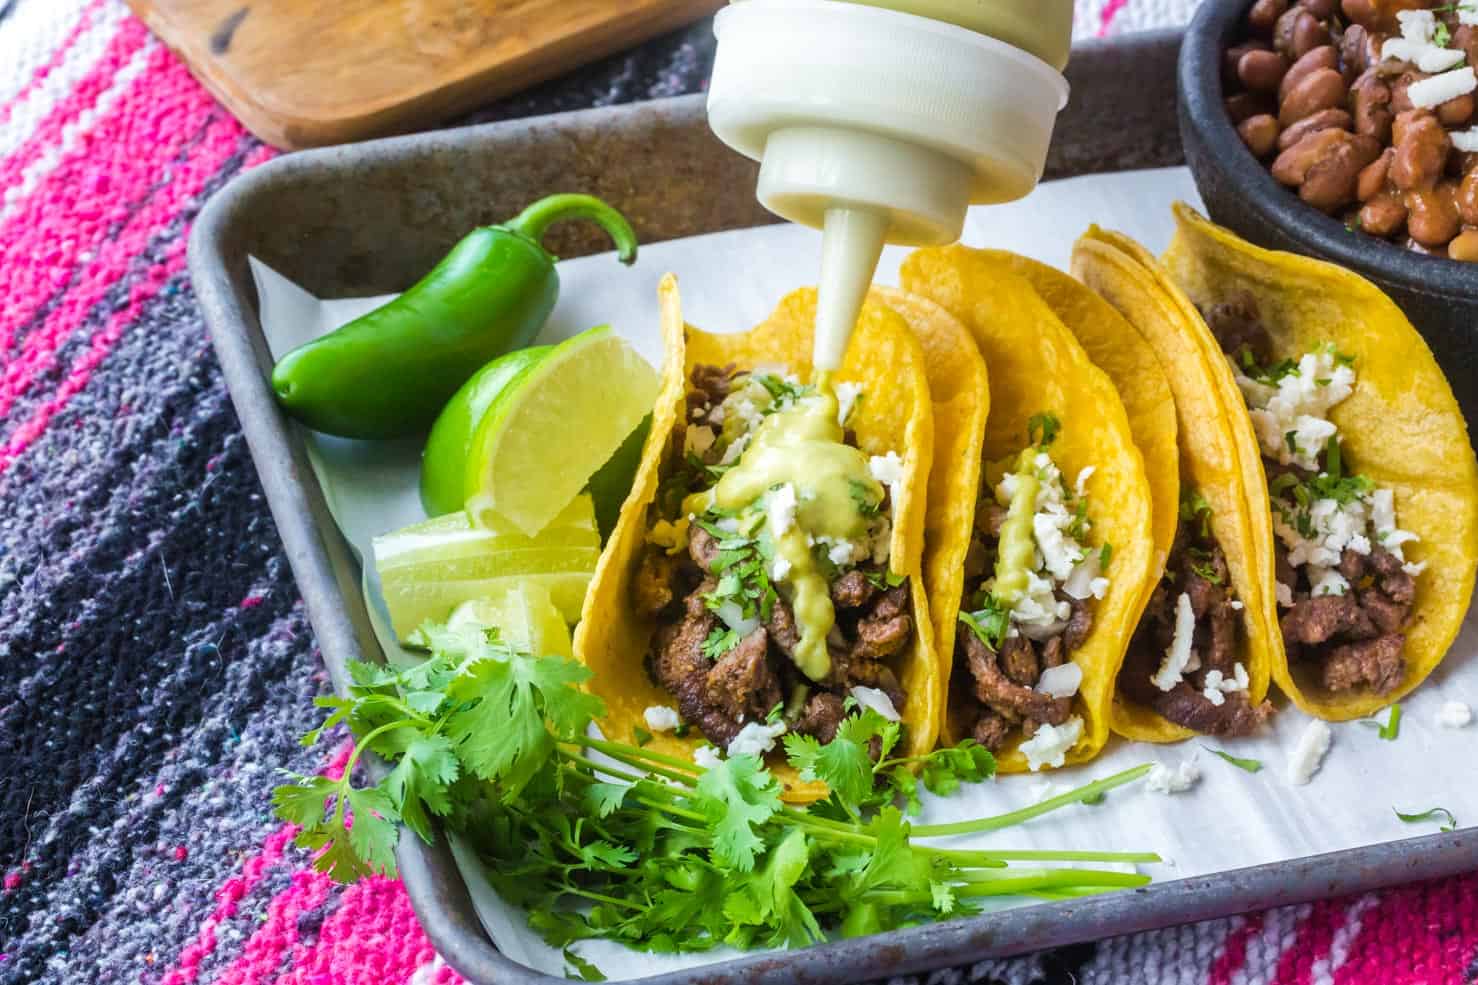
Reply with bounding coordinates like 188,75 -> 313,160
1099,542 -> 1113,568
1394,806 -> 1456,832
1068,497 -> 1091,541
702,626 -> 740,660
959,593 -> 1012,651
849,478 -> 882,516
1284,430 -> 1299,455
1436,20 -> 1452,46
1187,547 -> 1224,585
699,514 -> 779,624
1027,412 -> 1061,448
633,726 -> 654,747
1179,488 -> 1214,539
765,701 -> 786,724
865,569 -> 906,591
1203,746 -> 1262,773
563,948 -> 606,981
752,373 -> 813,407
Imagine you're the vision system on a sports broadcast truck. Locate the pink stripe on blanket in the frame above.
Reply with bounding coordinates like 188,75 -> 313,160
1097,0 -> 1130,36
1206,912 -> 1266,985
1330,874 -> 1478,985
155,738 -> 353,985
1269,897 -> 1350,985
273,876 -> 450,985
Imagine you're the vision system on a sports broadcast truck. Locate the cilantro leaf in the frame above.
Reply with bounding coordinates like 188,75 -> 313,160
694,755 -> 782,871
1179,488 -> 1214,538
1394,806 -> 1456,832
1099,542 -> 1113,568
1204,746 -> 1262,773
444,648 -> 602,799
919,740 -> 996,798
1027,412 -> 1061,448
563,948 -> 607,982
849,479 -> 882,516
702,626 -> 740,660
344,786 -> 401,874
864,569 -> 906,591
633,726 -> 653,747
384,734 -> 459,843
579,840 -> 638,870
271,774 -> 337,828
584,783 -> 630,818
959,593 -> 1012,651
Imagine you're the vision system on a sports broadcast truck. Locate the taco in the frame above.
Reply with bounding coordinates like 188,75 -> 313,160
1160,204 -> 1478,721
899,247 -> 1156,772
573,275 -> 938,799
1068,231 -> 1279,740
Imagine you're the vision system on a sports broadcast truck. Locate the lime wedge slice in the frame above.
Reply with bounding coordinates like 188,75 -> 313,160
448,581 -> 572,658
463,325 -> 658,537
372,494 -> 599,639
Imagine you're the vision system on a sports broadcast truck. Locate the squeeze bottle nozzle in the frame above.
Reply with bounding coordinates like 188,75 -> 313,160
706,0 -> 1073,371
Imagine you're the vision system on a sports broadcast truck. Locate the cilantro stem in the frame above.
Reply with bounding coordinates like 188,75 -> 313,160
558,886 -> 647,911
932,847 -> 1159,864
340,719 -> 419,786
556,751 -> 648,786
953,868 -> 1148,889
569,737 -> 700,782
909,765 -> 1154,838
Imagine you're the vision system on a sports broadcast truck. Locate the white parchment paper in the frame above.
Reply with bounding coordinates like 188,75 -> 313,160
250,167 -> 1478,981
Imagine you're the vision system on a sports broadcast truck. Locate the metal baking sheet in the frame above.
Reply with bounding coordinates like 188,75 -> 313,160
188,30 -> 1478,985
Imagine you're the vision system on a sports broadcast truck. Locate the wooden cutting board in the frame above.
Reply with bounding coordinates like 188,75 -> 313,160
126,0 -> 724,150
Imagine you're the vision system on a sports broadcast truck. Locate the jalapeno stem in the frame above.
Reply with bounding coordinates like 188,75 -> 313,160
507,193 -> 639,265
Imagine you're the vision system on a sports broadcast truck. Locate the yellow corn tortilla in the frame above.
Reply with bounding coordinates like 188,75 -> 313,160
900,246 -> 1156,772
1070,230 -> 1278,741
1161,203 -> 1478,720
573,275 -> 938,801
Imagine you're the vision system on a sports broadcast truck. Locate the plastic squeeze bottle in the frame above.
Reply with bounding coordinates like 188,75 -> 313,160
706,0 -> 1074,370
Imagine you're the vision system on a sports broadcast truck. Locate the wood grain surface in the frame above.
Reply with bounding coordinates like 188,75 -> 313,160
126,0 -> 725,149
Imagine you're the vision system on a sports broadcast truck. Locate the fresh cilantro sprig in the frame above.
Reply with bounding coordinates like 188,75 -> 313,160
276,617 -> 1162,955
959,592 -> 1012,652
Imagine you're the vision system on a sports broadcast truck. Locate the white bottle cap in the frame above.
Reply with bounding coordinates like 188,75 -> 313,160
707,0 -> 1070,369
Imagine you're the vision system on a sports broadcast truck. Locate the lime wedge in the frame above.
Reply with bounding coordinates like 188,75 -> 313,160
462,325 -> 659,537
448,581 -> 572,658
372,494 -> 599,639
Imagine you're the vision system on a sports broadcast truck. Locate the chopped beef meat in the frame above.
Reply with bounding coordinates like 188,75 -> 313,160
1040,634 -> 1066,669
1201,292 -> 1273,365
975,501 -> 1007,537
830,570 -> 875,609
792,692 -> 846,743
705,628 -> 782,722
871,584 -> 908,620
848,660 -> 905,711
1000,634 -> 1039,686
1359,588 -> 1407,634
1368,547 -> 1415,604
1116,522 -> 1267,736
766,599 -> 800,658
1281,595 -> 1375,646
634,549 -> 679,617
1323,634 -> 1405,694
688,524 -> 720,573
1338,548 -> 1367,582
855,611 -> 911,660
962,632 -> 1071,726
971,708 -> 1015,752
688,363 -> 735,417
963,536 -> 989,580
651,581 -> 743,746
1062,599 -> 1094,653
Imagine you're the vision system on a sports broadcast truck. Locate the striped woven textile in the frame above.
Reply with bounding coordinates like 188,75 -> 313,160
1,1 -> 1475,983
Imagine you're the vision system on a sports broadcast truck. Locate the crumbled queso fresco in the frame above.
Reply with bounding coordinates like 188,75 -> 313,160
643,705 -> 681,732
1146,759 -> 1202,794
1232,347 -> 1423,606
1019,716 -> 1084,772
995,455 -> 1109,642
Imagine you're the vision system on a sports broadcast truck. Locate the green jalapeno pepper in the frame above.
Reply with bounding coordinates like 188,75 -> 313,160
269,193 -> 639,439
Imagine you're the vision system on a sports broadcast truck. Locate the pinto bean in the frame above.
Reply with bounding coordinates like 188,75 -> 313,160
1391,110 -> 1451,190
1389,71 -> 1431,116
1249,0 -> 1289,33
1239,49 -> 1290,94
1277,107 -> 1352,150
1439,94 -> 1476,128
1448,229 -> 1478,261
1459,169 -> 1478,226
1359,192 -> 1408,237
1356,148 -> 1393,202
1301,133 -> 1383,212
1226,41 -> 1274,85
1301,0 -> 1337,17
1341,0 -> 1379,30
1406,182 -> 1461,246
1227,91 -> 1275,124
1272,127 -> 1348,187
1455,26 -> 1478,74
1281,45 -> 1338,101
1339,24 -> 1378,79
1239,114 -> 1283,157
1275,7 -> 1329,60
1279,68 -> 1348,127
1350,69 -> 1394,142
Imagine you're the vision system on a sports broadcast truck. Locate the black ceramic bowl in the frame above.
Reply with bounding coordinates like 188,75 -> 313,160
1179,0 -> 1478,423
